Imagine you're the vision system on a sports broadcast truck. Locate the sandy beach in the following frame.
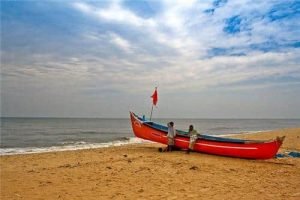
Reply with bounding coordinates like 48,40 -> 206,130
1,128 -> 300,200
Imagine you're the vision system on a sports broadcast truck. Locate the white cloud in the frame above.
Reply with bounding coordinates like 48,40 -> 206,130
109,32 -> 132,53
72,2 -> 92,13
73,2 -> 156,27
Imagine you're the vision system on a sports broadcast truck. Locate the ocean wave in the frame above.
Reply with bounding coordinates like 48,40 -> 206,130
0,137 -> 149,156
60,141 -> 88,145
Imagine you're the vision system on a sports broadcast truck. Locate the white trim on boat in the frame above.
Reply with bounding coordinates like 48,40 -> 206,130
175,139 -> 258,150
197,143 -> 257,150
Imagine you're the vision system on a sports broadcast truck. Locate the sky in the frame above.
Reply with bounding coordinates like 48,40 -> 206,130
1,0 -> 300,118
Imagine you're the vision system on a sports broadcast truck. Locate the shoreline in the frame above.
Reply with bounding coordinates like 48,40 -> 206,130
1,128 -> 300,200
1,128 -> 295,156
0,137 -> 149,156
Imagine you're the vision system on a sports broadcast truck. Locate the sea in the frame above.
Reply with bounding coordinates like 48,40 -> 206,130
1,117 -> 300,155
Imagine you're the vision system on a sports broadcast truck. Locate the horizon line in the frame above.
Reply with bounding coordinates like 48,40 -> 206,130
1,116 -> 300,120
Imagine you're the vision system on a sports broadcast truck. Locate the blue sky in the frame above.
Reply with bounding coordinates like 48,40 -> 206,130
1,0 -> 300,118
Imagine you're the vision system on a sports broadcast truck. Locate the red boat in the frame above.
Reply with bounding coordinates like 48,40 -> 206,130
130,112 -> 285,159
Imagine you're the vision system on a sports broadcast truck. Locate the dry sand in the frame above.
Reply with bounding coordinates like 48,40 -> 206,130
1,128 -> 300,200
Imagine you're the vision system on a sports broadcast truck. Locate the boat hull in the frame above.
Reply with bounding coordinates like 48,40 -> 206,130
130,112 -> 283,159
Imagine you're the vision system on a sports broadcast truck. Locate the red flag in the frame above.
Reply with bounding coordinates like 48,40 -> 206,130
151,87 -> 158,106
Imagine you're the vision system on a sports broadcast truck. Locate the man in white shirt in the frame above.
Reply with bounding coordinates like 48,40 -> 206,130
166,121 -> 176,151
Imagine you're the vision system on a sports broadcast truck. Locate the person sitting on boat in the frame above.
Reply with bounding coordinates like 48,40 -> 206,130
187,125 -> 198,154
166,121 -> 176,152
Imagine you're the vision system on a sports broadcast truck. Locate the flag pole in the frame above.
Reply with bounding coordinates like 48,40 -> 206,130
150,104 -> 154,121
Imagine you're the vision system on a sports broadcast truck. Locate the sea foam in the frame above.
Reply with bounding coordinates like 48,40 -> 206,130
0,137 -> 148,156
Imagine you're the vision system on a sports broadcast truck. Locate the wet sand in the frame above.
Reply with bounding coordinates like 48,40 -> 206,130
1,128 -> 300,200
